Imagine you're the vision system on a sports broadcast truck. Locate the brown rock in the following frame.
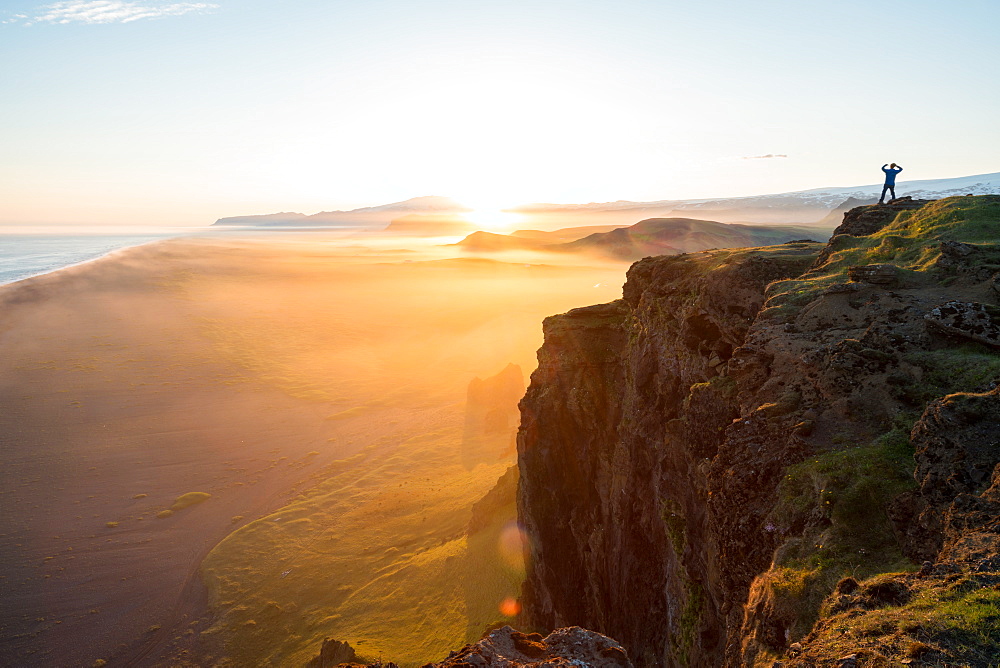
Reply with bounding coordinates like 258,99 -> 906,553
307,638 -> 358,668
831,198 -> 932,238
836,654 -> 858,668
847,263 -> 898,286
422,626 -> 633,667
509,630 -> 546,658
924,300 -> 1000,348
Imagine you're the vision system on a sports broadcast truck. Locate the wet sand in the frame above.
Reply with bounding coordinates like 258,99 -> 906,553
0,234 -> 626,666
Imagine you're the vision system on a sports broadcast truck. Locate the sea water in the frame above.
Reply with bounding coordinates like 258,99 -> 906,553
0,230 -> 186,286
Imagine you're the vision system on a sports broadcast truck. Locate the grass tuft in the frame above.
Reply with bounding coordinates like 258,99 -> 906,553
170,492 -> 211,511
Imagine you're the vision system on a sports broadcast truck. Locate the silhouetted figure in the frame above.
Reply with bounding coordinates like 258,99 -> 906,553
879,163 -> 903,203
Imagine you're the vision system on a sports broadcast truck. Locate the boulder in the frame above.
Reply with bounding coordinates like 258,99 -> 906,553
419,626 -> 634,668
924,300 -> 1000,348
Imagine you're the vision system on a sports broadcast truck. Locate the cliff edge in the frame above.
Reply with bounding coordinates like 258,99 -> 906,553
516,195 -> 1000,666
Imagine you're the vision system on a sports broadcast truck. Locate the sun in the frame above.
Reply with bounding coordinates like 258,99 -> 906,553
462,208 -> 523,232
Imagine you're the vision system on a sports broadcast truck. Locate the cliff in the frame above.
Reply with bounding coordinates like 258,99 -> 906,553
516,195 -> 1000,666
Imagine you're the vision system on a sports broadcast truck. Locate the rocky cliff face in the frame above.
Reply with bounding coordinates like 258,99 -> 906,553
516,196 -> 1000,666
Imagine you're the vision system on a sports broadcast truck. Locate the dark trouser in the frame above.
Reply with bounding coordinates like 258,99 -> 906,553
879,184 -> 896,203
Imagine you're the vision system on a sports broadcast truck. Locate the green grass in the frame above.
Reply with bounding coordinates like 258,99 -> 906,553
752,198 -> 1000,645
763,423 -> 919,639
798,575 -> 1000,666
899,345 -> 1000,405
659,498 -> 686,558
762,196 -> 1000,322
675,577 -> 704,666
685,374 -> 736,401
170,491 -> 211,511
200,425 -> 518,667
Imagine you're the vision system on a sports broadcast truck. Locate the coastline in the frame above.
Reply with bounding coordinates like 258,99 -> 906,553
0,225 -> 374,288
0,232 -> 188,287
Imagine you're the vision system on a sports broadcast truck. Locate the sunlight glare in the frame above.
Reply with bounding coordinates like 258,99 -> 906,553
463,209 -> 523,231
499,597 -> 521,617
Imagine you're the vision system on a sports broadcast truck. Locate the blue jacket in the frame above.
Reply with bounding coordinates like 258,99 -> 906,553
882,165 -> 902,186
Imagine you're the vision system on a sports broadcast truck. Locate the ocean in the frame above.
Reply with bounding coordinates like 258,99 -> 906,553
0,230 -> 187,286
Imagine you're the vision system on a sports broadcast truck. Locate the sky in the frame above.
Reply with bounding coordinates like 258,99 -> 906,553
1,0 -> 998,226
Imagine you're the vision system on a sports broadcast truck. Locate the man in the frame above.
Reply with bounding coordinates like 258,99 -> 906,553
880,163 -> 903,203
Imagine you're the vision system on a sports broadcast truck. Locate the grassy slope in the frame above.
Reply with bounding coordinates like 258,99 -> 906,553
180,249 -> 628,666
764,195 -> 1000,316
795,573 -> 1000,667
201,430 -> 521,667
747,196 -> 1000,664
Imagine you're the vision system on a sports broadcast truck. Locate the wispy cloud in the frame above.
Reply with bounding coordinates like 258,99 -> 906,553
742,153 -> 789,160
3,1 -> 218,25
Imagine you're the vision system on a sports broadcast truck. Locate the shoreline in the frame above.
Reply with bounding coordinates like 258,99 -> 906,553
0,238 -> 368,666
0,225 -> 374,288
0,234 -> 184,288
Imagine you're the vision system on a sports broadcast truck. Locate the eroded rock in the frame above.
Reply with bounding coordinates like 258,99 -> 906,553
924,300 -> 1000,348
832,197 -> 933,237
420,626 -> 633,668
847,263 -> 898,286
307,638 -> 359,668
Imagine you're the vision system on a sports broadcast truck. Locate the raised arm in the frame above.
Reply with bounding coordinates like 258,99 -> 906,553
895,165 -> 903,171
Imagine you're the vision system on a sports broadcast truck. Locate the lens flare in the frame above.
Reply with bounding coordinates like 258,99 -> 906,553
499,597 -> 521,617
498,520 -> 529,570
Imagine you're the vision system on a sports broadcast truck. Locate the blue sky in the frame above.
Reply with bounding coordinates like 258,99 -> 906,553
1,0 -> 998,225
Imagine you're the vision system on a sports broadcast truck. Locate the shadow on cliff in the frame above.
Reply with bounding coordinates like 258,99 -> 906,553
514,195 -> 1000,666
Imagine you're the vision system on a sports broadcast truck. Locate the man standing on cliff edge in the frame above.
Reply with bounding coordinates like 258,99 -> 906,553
879,163 -> 903,203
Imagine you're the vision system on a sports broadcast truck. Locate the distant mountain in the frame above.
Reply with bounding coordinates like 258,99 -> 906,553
813,196 -> 879,228
212,172 -> 1000,229
383,213 -> 478,236
557,218 -> 831,260
213,196 -> 469,228
510,225 -> 627,242
453,225 -> 628,251
453,231 -> 548,251
455,217 -> 833,261
510,172 -> 1000,225
212,212 -> 312,226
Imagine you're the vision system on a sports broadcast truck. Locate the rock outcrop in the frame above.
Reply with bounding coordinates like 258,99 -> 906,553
924,300 -> 1000,348
829,196 -> 931,237
422,626 -> 633,668
325,626 -> 633,668
516,196 -> 1000,665
307,638 -> 360,668
462,363 -> 525,468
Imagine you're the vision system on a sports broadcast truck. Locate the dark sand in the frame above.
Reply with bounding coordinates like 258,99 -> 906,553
0,234 -> 626,666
